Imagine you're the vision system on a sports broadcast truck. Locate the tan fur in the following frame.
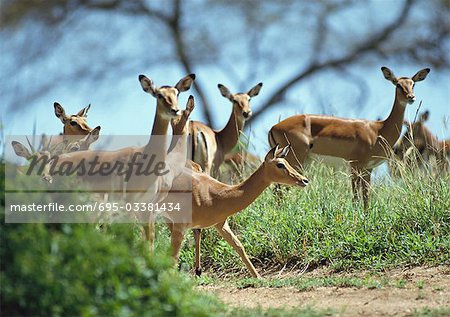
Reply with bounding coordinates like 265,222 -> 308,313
394,111 -> 449,171
190,83 -> 263,177
268,67 -> 430,207
162,144 -> 308,277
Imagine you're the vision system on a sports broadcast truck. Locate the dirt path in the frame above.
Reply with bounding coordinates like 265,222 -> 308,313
199,266 -> 450,316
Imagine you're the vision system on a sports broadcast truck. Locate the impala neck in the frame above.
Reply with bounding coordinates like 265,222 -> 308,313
219,163 -> 271,219
217,107 -> 246,154
144,103 -> 170,156
381,88 -> 408,147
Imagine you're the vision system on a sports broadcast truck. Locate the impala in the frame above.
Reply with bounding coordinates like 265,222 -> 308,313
54,102 -> 93,136
15,74 -> 194,215
188,82 -> 262,261
189,82 -> 263,177
11,126 -> 101,180
268,67 -> 430,207
162,144 -> 308,278
394,110 -> 450,170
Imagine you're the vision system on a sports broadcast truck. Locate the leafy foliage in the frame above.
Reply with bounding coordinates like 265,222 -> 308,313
0,217 -> 221,316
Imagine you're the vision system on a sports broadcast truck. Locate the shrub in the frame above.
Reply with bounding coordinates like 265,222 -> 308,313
0,219 -> 220,316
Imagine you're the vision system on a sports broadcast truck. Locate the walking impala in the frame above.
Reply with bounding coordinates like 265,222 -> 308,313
189,82 -> 263,177
162,144 -> 308,278
268,67 -> 430,207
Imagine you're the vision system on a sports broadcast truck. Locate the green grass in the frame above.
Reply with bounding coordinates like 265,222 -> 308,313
177,161 -> 450,275
236,275 -> 388,291
222,306 -> 335,317
414,307 -> 450,317
197,273 -> 407,291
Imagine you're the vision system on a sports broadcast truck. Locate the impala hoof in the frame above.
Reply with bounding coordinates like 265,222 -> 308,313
195,267 -> 202,277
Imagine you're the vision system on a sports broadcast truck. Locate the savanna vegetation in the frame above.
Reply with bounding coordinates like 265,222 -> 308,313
2,140 -> 450,316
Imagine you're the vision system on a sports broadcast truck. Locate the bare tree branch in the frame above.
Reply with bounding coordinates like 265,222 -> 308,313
165,0 -> 214,126
247,0 -> 415,125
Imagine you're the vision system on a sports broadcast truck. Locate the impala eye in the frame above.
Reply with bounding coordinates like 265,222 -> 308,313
276,163 -> 285,169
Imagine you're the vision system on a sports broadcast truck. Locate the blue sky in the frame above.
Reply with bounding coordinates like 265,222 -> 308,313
2,0 -> 449,162
4,64 -> 449,157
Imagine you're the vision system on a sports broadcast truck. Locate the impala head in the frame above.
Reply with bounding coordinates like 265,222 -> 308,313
139,74 -> 196,120
11,138 -> 53,181
171,95 -> 195,135
65,126 -> 101,152
403,110 -> 434,152
381,67 -> 430,105
218,82 -> 263,120
54,102 -> 92,135
263,144 -> 309,187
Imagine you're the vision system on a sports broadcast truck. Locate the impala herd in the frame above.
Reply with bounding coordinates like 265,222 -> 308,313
11,66 -> 449,277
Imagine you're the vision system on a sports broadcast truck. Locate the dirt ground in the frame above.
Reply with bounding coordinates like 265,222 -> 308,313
199,266 -> 450,316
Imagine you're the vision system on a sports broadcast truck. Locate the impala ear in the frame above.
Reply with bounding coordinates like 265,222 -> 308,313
12,141 -> 32,159
175,74 -> 196,92
381,67 -> 398,85
85,126 -> 101,147
247,82 -> 263,97
266,144 -> 280,160
77,104 -> 91,117
218,84 -> 233,101
54,102 -> 68,123
185,95 -> 195,114
139,75 -> 157,97
419,110 -> 429,122
412,68 -> 430,82
278,144 -> 291,158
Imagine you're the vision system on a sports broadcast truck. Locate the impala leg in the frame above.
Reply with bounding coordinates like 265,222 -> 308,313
143,213 -> 156,253
361,169 -> 372,209
215,220 -> 260,278
193,229 -> 202,276
171,227 -> 185,266
350,167 -> 361,202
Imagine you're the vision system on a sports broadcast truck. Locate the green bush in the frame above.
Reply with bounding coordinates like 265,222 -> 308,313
0,219 -> 221,316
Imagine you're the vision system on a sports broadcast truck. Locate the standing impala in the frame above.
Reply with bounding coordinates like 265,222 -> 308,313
189,82 -> 263,177
268,67 -> 430,207
162,144 -> 308,278
125,73 -> 195,248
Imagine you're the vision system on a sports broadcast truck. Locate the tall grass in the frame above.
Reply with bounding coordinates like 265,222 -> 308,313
178,158 -> 450,275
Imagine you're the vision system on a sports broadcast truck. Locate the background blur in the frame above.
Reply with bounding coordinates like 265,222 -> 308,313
1,0 -> 449,156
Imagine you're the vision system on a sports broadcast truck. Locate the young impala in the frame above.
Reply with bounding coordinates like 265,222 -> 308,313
268,67 -> 430,207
